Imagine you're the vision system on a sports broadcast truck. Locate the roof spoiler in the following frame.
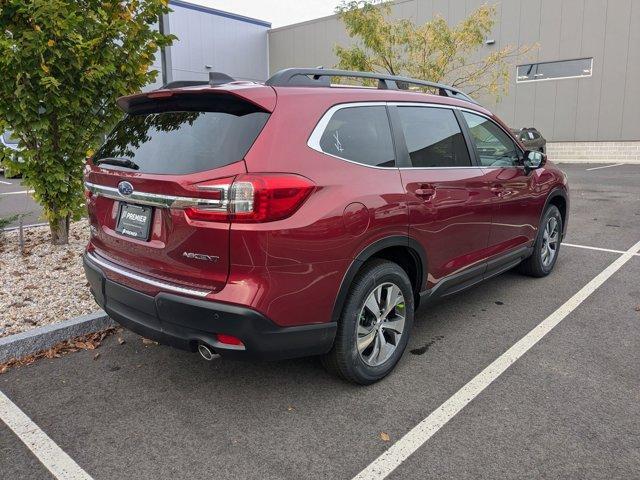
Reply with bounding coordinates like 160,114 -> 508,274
116,71 -> 276,113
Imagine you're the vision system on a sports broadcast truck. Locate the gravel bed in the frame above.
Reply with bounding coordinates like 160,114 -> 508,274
0,221 -> 98,338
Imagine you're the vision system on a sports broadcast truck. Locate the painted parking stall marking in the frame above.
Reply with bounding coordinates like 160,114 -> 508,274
0,189 -> 34,195
0,389 -> 94,480
585,163 -> 625,171
352,238 -> 640,480
563,242 -> 640,256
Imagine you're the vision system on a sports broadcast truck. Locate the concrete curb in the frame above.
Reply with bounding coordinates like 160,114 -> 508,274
0,311 -> 115,363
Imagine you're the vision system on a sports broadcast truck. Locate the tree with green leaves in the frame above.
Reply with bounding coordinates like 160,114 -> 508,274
0,0 -> 173,244
335,1 -> 535,100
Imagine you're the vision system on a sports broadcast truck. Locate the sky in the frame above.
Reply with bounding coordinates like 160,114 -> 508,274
189,0 -> 343,28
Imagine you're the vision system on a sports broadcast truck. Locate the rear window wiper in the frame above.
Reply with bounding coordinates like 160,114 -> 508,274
95,157 -> 140,170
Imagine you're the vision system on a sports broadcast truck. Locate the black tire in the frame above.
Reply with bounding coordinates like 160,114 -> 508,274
322,259 -> 414,385
519,204 -> 562,277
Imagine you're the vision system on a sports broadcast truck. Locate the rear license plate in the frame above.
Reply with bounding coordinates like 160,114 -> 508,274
115,203 -> 153,241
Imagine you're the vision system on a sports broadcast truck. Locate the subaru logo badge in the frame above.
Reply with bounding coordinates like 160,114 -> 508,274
118,181 -> 134,196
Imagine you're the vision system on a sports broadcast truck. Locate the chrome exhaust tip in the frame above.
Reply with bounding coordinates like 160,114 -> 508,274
198,343 -> 217,361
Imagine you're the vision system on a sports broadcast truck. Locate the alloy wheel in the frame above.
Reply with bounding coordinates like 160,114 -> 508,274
356,282 -> 406,367
541,216 -> 559,268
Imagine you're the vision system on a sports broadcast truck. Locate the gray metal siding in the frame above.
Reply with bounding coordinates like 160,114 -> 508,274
621,0 -> 640,140
268,0 -> 640,141
165,2 -> 269,83
597,0 -> 632,140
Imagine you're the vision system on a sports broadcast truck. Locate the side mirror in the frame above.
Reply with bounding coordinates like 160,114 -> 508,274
523,150 -> 546,173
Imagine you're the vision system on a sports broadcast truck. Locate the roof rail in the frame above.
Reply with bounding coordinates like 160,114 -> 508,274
265,68 -> 478,105
161,72 -> 237,89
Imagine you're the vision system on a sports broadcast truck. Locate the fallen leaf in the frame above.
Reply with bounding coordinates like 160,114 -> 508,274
93,353 -> 100,360
117,337 -> 126,345
380,432 -> 390,442
0,327 -> 118,375
635,305 -> 640,312
142,338 -> 157,345
287,406 -> 295,412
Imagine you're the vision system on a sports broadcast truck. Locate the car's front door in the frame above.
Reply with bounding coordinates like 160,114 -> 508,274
390,104 -> 494,290
460,111 -> 537,255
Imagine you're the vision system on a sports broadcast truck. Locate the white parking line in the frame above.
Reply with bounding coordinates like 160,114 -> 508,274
0,180 -> 12,185
563,242 -> 640,256
353,238 -> 640,480
0,389 -> 94,480
0,189 -> 34,195
585,163 -> 624,171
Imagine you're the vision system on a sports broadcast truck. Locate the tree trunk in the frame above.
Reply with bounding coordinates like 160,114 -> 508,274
50,215 -> 70,245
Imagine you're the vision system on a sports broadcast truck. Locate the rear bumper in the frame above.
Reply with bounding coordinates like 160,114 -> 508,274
83,253 -> 336,360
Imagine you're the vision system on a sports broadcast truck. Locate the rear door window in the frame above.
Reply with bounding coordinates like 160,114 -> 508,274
95,101 -> 269,175
397,106 -> 471,168
317,106 -> 395,167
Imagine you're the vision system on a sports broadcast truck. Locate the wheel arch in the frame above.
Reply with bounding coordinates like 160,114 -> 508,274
542,187 -> 569,238
331,236 -> 427,323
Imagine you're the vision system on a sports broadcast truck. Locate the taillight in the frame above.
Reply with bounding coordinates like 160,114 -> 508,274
230,174 -> 315,223
184,173 -> 314,223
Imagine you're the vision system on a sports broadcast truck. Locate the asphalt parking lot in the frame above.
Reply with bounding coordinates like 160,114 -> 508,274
0,173 -> 42,229
1,163 -> 639,480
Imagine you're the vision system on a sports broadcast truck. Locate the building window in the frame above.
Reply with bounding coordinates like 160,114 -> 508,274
516,58 -> 593,83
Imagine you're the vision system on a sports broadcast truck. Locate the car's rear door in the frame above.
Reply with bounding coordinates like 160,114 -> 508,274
85,89 -> 273,292
389,104 -> 493,292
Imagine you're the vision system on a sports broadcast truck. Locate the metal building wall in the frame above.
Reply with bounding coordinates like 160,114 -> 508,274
161,0 -> 270,85
268,0 -> 640,142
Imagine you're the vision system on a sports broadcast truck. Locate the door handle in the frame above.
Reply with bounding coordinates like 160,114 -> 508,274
415,185 -> 435,198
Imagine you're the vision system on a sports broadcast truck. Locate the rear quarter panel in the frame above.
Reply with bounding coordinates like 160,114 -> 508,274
231,90 -> 408,327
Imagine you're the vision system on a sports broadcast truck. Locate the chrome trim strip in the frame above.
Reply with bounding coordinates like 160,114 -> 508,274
307,101 -> 508,171
84,181 -> 228,210
306,100 -> 523,171
398,166 -> 486,170
86,251 -> 212,297
387,101 -> 457,109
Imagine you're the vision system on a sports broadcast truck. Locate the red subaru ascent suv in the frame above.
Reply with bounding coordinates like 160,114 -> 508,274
83,69 -> 569,384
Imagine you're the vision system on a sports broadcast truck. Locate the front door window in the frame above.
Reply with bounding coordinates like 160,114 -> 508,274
462,112 -> 521,167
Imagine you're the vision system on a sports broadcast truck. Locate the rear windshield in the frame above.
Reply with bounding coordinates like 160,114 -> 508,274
95,102 -> 269,175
